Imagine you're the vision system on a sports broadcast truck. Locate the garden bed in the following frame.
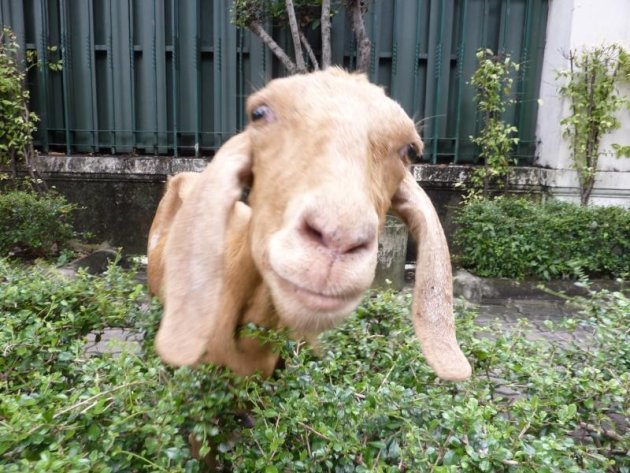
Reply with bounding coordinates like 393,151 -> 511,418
0,259 -> 628,471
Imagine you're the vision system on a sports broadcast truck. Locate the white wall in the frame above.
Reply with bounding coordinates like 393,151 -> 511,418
536,0 -> 630,206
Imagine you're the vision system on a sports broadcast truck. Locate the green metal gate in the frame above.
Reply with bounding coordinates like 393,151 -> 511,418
0,0 -> 548,164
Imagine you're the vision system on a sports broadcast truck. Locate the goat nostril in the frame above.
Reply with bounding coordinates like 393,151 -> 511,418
302,221 -> 325,246
345,240 -> 369,255
300,214 -> 375,255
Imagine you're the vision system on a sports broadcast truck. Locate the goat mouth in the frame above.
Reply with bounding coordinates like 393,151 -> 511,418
271,272 -> 363,313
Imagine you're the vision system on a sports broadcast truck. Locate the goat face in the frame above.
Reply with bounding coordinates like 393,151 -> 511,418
149,68 -> 471,381
245,70 -> 422,333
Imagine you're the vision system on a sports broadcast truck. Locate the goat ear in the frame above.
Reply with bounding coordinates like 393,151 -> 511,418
147,172 -> 200,297
155,133 -> 252,366
391,172 -> 472,381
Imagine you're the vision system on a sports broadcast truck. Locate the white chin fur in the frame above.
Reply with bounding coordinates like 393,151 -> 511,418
267,273 -> 365,334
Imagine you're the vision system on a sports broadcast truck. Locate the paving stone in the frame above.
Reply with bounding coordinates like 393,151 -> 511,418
85,328 -> 144,356
456,295 -> 599,356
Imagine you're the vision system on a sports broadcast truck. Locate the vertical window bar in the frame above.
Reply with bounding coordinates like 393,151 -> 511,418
431,0 -> 445,164
499,0 -> 511,54
36,0 -> 50,152
390,0 -> 399,98
108,0 -> 116,153
87,0 -> 98,153
152,0 -> 159,154
481,0 -> 489,49
59,0 -> 72,154
128,0 -> 136,152
237,27 -> 244,130
453,0 -> 468,164
213,0 -> 223,149
195,0 -> 201,156
516,0 -> 534,163
369,2 -> 377,80
411,0 -> 422,124
171,0 -> 178,158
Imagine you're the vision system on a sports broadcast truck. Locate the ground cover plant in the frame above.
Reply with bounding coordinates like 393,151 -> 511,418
0,259 -> 628,471
454,197 -> 630,280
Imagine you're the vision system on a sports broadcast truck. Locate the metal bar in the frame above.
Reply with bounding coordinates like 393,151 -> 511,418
153,0 -> 158,154
195,0 -> 201,156
171,0 -> 178,157
453,0 -> 468,163
59,0 -> 71,155
87,0 -> 98,153
36,0 -> 50,152
516,0 -> 534,162
499,0 -> 510,52
411,0 -> 422,121
128,0 -> 136,151
481,0 -> 490,48
431,0 -> 445,164
369,2 -> 377,79
390,0 -> 398,98
213,0 -> 223,149
237,27 -> 244,129
108,0 -> 116,152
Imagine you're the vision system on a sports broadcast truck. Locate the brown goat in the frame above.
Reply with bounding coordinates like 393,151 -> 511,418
147,68 -> 471,381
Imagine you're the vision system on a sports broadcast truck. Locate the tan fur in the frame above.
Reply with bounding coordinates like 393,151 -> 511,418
147,68 -> 471,380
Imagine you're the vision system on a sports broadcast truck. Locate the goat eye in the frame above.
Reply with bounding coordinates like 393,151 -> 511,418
399,144 -> 419,162
251,105 -> 271,122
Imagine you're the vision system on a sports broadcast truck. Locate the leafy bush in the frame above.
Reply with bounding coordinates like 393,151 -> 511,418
468,49 -> 520,199
454,198 -> 630,280
557,44 -> 630,205
0,28 -> 38,171
0,190 -> 77,256
0,259 -> 628,471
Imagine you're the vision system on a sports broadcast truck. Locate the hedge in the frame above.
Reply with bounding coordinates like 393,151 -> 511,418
453,198 -> 630,280
0,190 -> 76,256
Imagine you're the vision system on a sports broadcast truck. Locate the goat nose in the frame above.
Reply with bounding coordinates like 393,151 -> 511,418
300,214 -> 375,255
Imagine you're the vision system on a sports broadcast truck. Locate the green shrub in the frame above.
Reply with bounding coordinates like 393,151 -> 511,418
0,190 -> 77,256
0,259 -> 628,471
454,197 -> 630,280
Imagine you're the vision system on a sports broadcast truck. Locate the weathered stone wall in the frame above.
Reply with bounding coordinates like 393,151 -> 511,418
34,156 -> 553,255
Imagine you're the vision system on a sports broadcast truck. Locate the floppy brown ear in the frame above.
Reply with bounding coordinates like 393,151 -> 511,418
155,133 -> 253,366
392,172 -> 472,381
147,172 -> 200,298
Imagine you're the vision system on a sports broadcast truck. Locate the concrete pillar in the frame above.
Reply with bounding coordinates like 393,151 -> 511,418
373,215 -> 408,290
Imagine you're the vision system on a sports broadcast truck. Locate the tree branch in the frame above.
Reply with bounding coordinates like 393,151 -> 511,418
347,0 -> 371,73
248,21 -> 298,75
299,31 -> 319,70
321,0 -> 332,69
285,0 -> 306,73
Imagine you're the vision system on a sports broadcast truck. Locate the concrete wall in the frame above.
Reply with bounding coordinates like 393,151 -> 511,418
34,156 -> 549,254
536,0 -> 630,206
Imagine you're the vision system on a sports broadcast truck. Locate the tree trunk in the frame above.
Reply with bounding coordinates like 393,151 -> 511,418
347,0 -> 371,73
9,150 -> 18,181
299,31 -> 319,70
581,63 -> 599,206
580,177 -> 594,206
321,0 -> 332,69
285,0 -> 306,73
248,22 -> 298,75
24,144 -> 48,194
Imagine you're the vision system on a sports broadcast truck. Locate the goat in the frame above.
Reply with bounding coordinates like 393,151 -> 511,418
147,68 -> 471,381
